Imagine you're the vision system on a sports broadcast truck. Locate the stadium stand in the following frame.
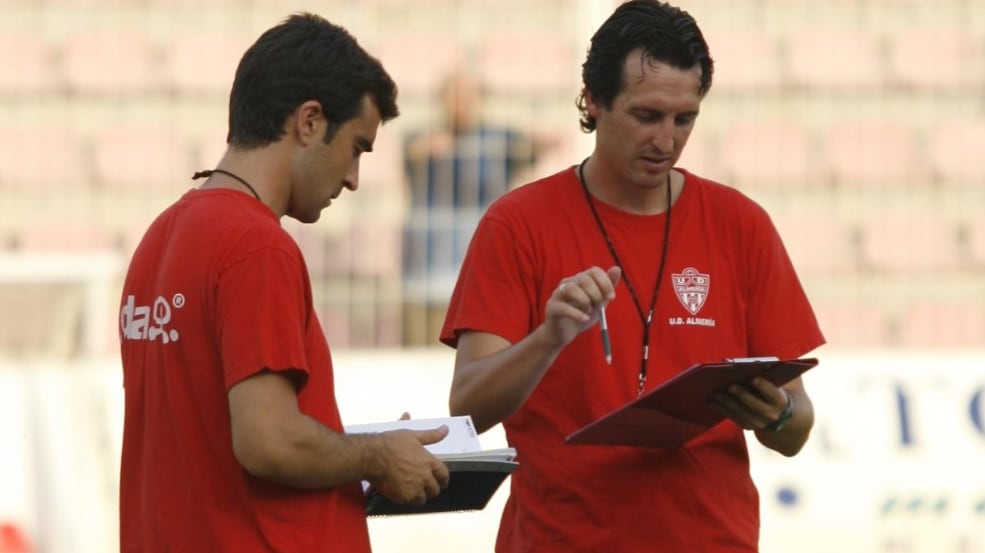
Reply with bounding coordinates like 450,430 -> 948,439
785,29 -> 885,92
0,0 -> 982,354
720,120 -> 815,189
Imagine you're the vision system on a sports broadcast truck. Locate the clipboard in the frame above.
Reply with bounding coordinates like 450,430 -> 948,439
565,357 -> 819,449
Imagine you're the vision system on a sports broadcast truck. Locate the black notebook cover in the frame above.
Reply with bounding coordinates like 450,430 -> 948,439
366,458 -> 517,516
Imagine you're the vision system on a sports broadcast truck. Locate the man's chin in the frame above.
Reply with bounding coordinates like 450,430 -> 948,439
287,210 -> 321,224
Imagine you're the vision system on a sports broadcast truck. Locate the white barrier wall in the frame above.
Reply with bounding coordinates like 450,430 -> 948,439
1,348 -> 983,553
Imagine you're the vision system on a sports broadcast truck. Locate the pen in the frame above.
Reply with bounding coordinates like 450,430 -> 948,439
600,305 -> 612,365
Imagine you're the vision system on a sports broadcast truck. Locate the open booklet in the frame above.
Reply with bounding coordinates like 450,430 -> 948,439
565,356 -> 819,449
345,416 -> 517,516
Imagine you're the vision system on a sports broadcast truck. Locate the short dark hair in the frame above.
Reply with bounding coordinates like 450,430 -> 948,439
576,0 -> 713,133
227,12 -> 399,148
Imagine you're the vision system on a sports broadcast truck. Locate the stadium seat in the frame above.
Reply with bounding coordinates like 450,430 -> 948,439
163,32 -> 252,96
318,300 -> 351,346
675,130 -> 722,183
812,301 -> 890,348
858,211 -> 963,273
785,30 -> 884,91
771,213 -> 859,274
927,120 -> 985,185
962,218 -> 985,269
720,121 -> 814,188
358,127 -> 405,197
0,33 -> 58,96
60,32 -> 162,95
702,30 -> 782,93
0,127 -> 89,191
887,27 -> 985,92
898,301 -> 985,349
374,33 -> 463,98
823,120 -> 923,187
477,30 -> 578,97
90,125 -> 191,191
16,222 -> 115,252
348,219 -> 402,278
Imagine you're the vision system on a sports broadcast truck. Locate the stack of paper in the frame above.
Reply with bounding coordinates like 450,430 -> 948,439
345,416 -> 517,516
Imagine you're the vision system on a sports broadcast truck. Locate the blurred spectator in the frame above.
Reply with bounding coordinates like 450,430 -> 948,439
401,69 -> 552,345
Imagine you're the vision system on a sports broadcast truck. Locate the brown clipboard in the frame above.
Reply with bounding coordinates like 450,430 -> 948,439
565,357 -> 819,449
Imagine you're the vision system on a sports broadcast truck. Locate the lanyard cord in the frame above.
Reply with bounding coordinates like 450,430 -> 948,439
192,169 -> 262,202
577,159 -> 673,396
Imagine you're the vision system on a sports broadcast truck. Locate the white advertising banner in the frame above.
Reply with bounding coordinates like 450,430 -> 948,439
752,350 -> 985,553
1,348 -> 983,553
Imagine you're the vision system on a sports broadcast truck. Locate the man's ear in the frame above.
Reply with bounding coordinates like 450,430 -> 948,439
583,89 -> 602,119
293,100 -> 325,146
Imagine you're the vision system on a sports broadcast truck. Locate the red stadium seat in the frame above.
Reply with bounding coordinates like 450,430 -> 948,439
676,130 -> 724,184
0,33 -> 58,95
823,120 -> 923,186
812,301 -> 890,348
374,33 -> 463,97
786,30 -> 884,91
898,301 -> 985,349
887,27 -> 985,92
963,218 -> 985,269
16,222 -> 115,252
771,213 -> 859,274
477,30 -> 578,97
163,32 -> 252,96
928,120 -> 985,185
0,127 -> 89,191
704,30 -> 782,93
859,211 -> 962,273
90,125 -> 192,191
61,32 -> 161,95
721,121 -> 814,188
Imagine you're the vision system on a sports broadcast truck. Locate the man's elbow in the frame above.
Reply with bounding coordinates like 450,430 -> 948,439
448,397 -> 490,434
231,430 -> 303,483
233,435 -> 278,479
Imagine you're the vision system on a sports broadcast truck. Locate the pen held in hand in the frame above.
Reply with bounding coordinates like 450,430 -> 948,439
600,305 -> 612,365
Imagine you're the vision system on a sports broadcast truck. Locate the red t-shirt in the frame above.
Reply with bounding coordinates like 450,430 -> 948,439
119,189 -> 370,553
441,167 -> 825,552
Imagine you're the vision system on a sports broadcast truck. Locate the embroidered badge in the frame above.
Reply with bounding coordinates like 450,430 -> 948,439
672,267 -> 710,315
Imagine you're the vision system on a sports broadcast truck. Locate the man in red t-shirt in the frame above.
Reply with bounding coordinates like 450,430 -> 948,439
118,13 -> 450,553
441,2 -> 825,552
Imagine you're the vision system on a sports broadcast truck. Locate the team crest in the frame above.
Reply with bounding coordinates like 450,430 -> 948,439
672,267 -> 710,315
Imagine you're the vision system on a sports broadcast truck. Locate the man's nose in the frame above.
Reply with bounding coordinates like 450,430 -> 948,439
650,120 -> 675,153
343,159 -> 360,191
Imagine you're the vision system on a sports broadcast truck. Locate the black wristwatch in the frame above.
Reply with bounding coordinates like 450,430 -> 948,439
764,390 -> 794,432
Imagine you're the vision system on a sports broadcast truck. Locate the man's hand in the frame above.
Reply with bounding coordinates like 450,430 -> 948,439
710,376 -> 814,456
542,265 -> 621,350
709,377 -> 789,430
367,426 -> 451,505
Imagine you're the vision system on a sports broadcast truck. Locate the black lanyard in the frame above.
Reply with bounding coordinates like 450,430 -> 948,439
577,160 -> 673,396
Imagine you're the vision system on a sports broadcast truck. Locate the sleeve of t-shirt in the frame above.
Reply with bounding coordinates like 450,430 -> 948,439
214,244 -> 311,390
744,207 -> 826,359
441,204 -> 537,347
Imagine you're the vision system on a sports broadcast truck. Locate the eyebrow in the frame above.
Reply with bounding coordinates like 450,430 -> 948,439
629,107 -> 700,120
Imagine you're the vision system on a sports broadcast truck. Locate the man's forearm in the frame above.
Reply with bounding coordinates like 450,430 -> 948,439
450,326 -> 565,433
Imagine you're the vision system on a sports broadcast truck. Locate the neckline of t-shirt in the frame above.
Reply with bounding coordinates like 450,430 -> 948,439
184,186 -> 277,218
570,165 -> 693,222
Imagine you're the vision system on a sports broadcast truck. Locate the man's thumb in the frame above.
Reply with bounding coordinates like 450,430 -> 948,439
607,265 -> 622,287
416,425 -> 450,445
